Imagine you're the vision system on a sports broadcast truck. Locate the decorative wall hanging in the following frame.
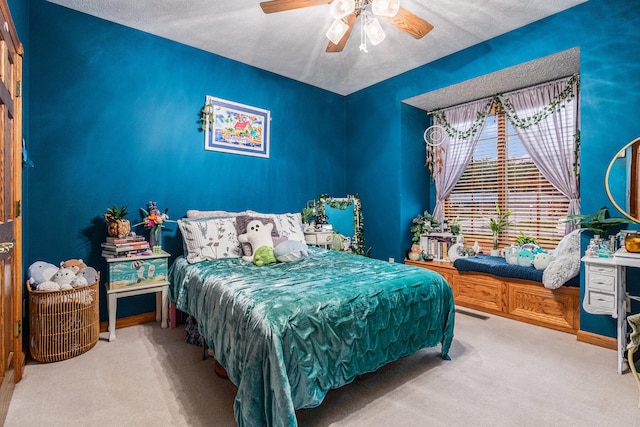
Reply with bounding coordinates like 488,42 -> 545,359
201,96 -> 270,158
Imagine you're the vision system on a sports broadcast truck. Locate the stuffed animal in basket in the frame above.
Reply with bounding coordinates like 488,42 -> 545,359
76,266 -> 99,285
51,267 -> 77,290
27,261 -> 59,288
238,219 -> 275,263
60,258 -> 87,274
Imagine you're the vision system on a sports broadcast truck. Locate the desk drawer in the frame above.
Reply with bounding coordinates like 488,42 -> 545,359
587,264 -> 616,277
588,273 -> 615,292
586,290 -> 615,310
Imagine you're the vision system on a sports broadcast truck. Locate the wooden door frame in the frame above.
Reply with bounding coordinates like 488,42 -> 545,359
0,0 -> 24,422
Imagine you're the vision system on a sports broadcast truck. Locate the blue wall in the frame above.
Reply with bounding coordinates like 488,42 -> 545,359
347,0 -> 640,337
26,1 -> 347,319
20,0 -> 640,336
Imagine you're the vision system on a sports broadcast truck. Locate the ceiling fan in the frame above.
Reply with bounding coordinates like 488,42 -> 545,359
260,0 -> 434,53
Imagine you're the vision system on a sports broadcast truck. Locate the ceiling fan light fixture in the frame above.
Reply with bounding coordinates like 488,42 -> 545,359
330,0 -> 356,20
326,18 -> 350,45
364,17 -> 386,45
371,0 -> 400,17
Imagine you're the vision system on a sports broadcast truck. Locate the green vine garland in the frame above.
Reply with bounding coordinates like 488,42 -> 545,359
314,194 -> 367,256
428,74 -> 580,178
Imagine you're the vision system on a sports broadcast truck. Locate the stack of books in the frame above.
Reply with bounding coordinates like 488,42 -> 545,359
101,236 -> 150,258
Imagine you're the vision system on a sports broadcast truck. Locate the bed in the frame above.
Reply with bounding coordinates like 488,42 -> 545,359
168,211 -> 455,426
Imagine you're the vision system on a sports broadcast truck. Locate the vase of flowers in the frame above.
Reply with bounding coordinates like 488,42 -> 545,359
136,201 -> 172,253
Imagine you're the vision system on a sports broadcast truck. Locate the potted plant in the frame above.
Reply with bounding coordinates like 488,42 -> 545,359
515,231 -> 538,246
566,206 -> 634,237
104,204 -> 130,238
449,218 -> 461,235
488,204 -> 512,256
411,210 -> 440,245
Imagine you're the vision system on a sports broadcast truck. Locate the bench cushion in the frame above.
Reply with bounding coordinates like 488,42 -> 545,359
453,254 -> 579,286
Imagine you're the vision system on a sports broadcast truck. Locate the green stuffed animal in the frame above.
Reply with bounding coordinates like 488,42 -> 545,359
253,246 -> 277,266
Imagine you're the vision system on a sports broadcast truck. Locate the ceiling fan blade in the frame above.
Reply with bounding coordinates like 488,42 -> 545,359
260,0 -> 331,14
382,6 -> 434,39
326,14 -> 357,53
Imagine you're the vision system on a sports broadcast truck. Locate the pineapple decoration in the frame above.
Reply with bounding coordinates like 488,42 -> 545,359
104,204 -> 131,238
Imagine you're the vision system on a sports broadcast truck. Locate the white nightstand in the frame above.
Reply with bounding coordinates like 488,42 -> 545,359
583,250 -> 640,374
104,250 -> 170,341
304,231 -> 334,249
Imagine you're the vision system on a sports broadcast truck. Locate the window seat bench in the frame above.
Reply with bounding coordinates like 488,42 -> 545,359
405,257 -> 580,334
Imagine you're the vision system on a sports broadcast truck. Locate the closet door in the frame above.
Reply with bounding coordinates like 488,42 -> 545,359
0,0 -> 23,422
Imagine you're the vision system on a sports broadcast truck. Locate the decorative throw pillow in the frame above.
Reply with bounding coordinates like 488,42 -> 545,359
186,209 -> 248,219
178,217 -> 242,263
542,229 -> 581,289
235,215 -> 280,257
272,213 -> 307,244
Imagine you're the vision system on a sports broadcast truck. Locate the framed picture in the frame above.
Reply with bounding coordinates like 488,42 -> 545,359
203,96 -> 270,158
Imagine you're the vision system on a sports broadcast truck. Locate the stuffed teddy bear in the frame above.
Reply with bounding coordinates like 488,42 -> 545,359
238,219 -> 275,263
253,246 -> 277,266
27,261 -> 58,288
274,240 -> 308,263
51,267 -> 77,287
61,259 -> 87,274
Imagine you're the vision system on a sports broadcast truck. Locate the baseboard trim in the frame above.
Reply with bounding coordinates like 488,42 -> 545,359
99,312 -> 157,333
576,329 -> 617,350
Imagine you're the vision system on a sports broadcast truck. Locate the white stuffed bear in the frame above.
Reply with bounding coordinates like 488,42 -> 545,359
238,219 -> 275,263
51,267 -> 77,287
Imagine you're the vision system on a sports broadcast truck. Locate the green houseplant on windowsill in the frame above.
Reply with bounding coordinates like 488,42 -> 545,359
488,204 -> 513,255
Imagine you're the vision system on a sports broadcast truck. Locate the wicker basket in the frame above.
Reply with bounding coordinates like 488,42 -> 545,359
28,279 -> 100,363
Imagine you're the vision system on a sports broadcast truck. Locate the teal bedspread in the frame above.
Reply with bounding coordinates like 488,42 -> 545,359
169,247 -> 455,427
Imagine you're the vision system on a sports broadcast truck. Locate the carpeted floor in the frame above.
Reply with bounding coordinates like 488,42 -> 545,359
6,307 -> 640,426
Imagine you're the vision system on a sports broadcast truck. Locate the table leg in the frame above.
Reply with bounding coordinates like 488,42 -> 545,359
161,286 -> 169,329
155,292 -> 161,322
108,293 -> 117,342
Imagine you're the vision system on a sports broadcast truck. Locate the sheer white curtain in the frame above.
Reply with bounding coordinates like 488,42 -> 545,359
431,98 -> 492,222
497,76 -> 580,233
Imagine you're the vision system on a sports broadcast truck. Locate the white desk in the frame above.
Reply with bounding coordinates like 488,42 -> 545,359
582,249 -> 640,374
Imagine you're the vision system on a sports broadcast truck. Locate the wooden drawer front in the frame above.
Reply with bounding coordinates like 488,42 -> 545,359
586,291 -> 615,310
456,275 -> 504,312
508,283 -> 577,331
588,273 -> 615,292
587,264 -> 616,277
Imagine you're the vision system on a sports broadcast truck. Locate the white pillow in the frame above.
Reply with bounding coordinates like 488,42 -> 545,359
186,209 -> 248,219
542,229 -> 581,289
178,217 -> 242,263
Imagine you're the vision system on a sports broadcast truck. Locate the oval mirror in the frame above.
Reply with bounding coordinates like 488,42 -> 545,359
605,136 -> 640,223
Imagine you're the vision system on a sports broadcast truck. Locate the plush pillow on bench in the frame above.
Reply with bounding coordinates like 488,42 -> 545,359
542,229 -> 581,289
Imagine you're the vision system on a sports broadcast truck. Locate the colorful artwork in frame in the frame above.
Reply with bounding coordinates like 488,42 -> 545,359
203,96 -> 270,158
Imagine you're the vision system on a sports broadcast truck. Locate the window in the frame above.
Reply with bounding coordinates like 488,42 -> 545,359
444,103 -> 572,250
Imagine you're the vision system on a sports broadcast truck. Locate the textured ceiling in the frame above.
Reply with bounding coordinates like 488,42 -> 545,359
46,0 -> 586,96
